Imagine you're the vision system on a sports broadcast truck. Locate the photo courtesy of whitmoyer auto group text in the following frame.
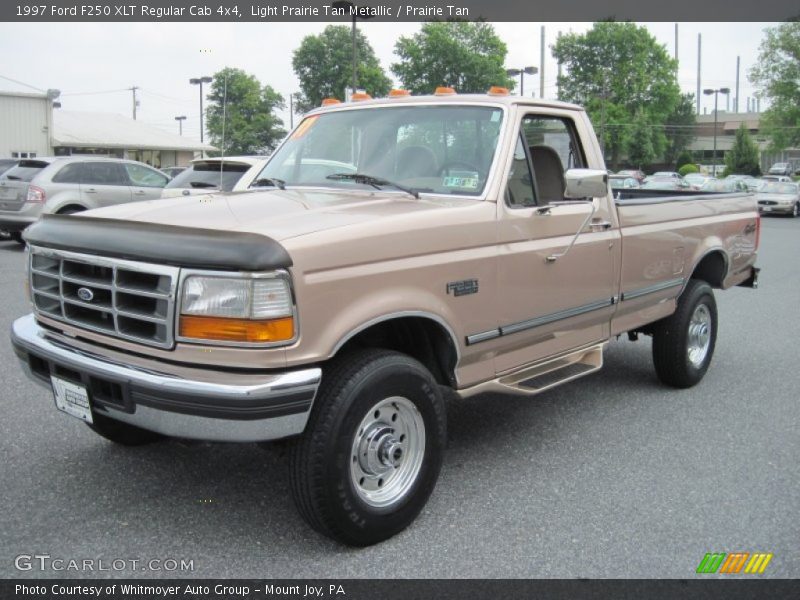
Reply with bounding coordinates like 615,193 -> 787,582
0,0 -> 798,597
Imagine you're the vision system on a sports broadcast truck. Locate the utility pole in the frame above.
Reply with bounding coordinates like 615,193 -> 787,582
556,32 -> 562,100
735,56 -> 740,113
129,86 -> 139,120
674,23 -> 678,67
289,93 -> 294,129
540,26 -> 545,99
696,34 -> 701,115
174,115 -> 186,135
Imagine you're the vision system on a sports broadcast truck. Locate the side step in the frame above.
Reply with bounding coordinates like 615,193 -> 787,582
460,343 -> 604,398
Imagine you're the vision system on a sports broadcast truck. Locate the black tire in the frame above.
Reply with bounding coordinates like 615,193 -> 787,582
792,203 -> 799,218
652,279 -> 717,388
289,349 -> 446,547
10,231 -> 25,246
86,412 -> 163,446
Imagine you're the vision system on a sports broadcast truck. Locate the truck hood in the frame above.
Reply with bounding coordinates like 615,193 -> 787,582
77,188 -> 474,241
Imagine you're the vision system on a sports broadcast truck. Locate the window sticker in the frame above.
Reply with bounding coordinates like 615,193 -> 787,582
442,170 -> 480,190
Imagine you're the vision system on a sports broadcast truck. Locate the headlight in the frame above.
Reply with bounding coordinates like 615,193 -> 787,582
178,274 -> 295,344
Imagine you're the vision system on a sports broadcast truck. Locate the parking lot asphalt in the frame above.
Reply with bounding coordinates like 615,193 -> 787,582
1,216 -> 798,579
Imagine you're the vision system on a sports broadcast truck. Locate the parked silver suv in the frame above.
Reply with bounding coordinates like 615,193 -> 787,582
0,156 -> 169,244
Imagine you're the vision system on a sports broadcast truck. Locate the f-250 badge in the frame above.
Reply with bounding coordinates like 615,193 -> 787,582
446,279 -> 479,297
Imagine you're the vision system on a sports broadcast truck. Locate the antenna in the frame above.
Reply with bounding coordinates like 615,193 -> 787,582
219,72 -> 228,191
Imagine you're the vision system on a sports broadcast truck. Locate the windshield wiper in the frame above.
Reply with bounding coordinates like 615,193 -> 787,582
188,181 -> 218,189
251,177 -> 286,190
326,173 -> 420,199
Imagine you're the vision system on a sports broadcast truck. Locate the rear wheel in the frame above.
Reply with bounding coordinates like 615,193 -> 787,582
10,231 -> 25,246
652,279 -> 718,388
86,412 -> 163,446
289,349 -> 446,546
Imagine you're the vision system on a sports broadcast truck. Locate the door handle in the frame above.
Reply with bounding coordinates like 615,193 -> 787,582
85,188 -> 97,194
134,190 -> 146,195
590,219 -> 612,232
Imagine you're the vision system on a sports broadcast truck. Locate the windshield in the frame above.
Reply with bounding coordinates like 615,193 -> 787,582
760,182 -> 798,194
256,105 -> 504,196
165,161 -> 251,192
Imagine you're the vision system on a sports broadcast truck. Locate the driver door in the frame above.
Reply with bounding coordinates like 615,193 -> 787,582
493,113 -> 619,374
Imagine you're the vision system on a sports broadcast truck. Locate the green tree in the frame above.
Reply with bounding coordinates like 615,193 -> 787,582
392,21 -> 514,94
553,22 -> 682,169
675,150 -> 694,170
293,25 -> 391,112
626,111 -> 656,170
205,67 -> 286,155
749,22 -> 800,150
724,123 -> 761,176
663,93 -> 697,168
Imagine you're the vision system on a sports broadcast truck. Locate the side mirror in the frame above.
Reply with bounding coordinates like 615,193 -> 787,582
564,168 -> 609,199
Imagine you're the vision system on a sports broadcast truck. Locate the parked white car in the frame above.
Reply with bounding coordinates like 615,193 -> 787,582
160,156 -> 268,198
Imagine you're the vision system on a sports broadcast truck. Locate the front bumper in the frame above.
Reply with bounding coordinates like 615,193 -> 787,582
758,204 -> 795,215
11,314 -> 321,442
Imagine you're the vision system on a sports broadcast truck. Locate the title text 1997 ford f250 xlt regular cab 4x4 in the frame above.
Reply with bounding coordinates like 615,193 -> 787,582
11,90 -> 759,546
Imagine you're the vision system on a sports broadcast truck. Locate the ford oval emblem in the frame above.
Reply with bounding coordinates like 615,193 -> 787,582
77,287 -> 95,302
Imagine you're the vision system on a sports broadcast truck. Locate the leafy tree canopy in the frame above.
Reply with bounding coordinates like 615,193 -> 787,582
553,21 -> 682,169
724,123 -> 761,176
392,21 -> 515,94
205,67 -> 286,155
749,22 -> 800,151
293,25 -> 391,112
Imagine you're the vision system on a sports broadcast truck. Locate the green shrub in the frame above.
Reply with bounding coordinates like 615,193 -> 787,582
675,151 -> 694,170
678,164 -> 699,177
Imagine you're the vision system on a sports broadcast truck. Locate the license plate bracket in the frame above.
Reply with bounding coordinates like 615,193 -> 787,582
51,376 -> 93,424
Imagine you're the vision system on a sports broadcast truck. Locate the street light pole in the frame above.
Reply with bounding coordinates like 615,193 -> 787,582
189,76 -> 213,143
703,87 -> 730,175
331,1 -> 374,98
505,66 -> 538,97
174,115 -> 186,135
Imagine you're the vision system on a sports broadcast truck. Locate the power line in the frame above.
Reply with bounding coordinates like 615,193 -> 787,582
61,88 -> 129,97
0,74 -> 46,92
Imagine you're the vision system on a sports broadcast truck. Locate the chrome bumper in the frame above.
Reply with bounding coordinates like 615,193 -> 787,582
11,314 -> 321,442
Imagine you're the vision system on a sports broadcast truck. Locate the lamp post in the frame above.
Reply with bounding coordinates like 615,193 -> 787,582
703,87 -> 730,176
331,1 -> 374,99
189,76 -> 213,143
174,115 -> 186,136
505,66 -> 538,97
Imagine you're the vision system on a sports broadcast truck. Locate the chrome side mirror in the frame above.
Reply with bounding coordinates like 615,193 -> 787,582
564,168 -> 609,198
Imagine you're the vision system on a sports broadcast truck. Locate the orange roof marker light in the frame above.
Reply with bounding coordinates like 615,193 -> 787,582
321,98 -> 341,106
351,92 -> 372,102
388,89 -> 411,98
434,86 -> 456,96
487,86 -> 510,96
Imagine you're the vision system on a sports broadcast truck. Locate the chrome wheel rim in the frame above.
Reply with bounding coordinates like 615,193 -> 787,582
349,396 -> 425,508
687,304 -> 712,368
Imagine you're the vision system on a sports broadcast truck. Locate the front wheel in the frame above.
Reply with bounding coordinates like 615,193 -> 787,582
289,350 -> 446,546
652,279 -> 718,388
792,203 -> 799,218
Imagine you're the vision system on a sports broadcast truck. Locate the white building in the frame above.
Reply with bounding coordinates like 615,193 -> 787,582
0,90 -> 214,167
0,90 -> 57,159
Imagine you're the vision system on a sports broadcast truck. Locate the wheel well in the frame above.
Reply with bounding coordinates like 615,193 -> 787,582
691,251 -> 727,288
56,204 -> 86,215
335,317 -> 458,388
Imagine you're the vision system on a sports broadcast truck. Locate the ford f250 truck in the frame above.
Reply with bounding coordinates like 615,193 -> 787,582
11,91 -> 759,546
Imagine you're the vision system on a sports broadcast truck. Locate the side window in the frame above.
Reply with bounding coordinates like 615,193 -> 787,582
51,163 -> 84,184
125,163 -> 169,188
505,135 -> 537,208
521,115 -> 586,204
82,162 -> 128,186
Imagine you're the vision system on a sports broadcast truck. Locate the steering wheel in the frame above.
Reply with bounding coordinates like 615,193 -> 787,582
437,161 -> 481,176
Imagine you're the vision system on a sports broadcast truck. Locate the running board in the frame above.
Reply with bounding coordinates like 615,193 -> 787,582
459,343 -> 604,398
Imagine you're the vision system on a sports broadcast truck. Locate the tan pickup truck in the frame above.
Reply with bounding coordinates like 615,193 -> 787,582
11,92 -> 759,546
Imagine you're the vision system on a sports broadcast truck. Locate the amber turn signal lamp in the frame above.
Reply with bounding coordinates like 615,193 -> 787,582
388,89 -> 411,98
434,86 -> 456,96
487,86 -> 510,96
321,98 -> 341,106
179,315 -> 294,344
351,92 -> 372,101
